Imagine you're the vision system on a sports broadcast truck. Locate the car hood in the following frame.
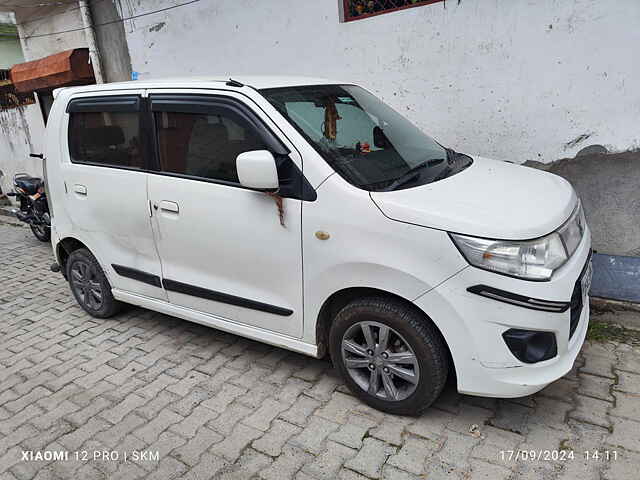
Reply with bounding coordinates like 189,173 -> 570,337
370,156 -> 577,240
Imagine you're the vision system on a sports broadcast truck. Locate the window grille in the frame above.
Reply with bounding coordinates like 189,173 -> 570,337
343,0 -> 444,22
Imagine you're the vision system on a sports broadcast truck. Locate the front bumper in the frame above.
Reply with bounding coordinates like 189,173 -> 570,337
415,228 -> 592,398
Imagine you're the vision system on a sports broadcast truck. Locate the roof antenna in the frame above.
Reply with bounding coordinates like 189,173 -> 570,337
226,78 -> 244,88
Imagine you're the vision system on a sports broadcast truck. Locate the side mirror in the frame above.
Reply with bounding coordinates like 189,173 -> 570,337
236,150 -> 279,191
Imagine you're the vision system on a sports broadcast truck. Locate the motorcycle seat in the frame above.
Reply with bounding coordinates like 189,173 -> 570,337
15,176 -> 42,195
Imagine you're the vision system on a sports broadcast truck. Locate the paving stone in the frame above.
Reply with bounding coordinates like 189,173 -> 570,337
303,441 -> 356,480
100,393 -> 147,424
570,394 -> 612,429
290,416 -> 340,454
171,426 -> 224,467
242,398 -> 288,431
135,390 -> 180,421
387,435 -> 438,475
369,414 -> 412,446
252,419 -> 301,456
607,417 -> 640,452
343,437 -> 395,479
209,423 -> 263,462
329,413 -> 378,449
602,448 -> 640,480
489,401 -> 532,435
528,396 -> 573,431
180,452 -> 228,480
57,417 -> 111,450
314,392 -> 361,424
536,378 -> 578,402
468,459 -> 512,479
259,445 -> 312,480
207,401 -> 254,436
406,408 -> 452,440
132,408 -> 182,443
447,405 -> 493,436
614,371 -> 640,394
215,448 -> 272,479
433,431 -> 479,469
580,354 -> 616,379
579,373 -> 615,402
279,395 -> 321,426
169,404 -> 219,438
611,392 -> 640,421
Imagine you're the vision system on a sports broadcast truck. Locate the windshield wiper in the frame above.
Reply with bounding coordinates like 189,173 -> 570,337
381,161 -> 431,192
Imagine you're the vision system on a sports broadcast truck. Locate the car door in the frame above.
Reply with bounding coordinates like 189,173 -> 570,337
146,91 -> 306,338
62,91 -> 167,301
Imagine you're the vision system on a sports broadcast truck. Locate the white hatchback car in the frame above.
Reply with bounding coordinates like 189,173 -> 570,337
44,77 -> 592,415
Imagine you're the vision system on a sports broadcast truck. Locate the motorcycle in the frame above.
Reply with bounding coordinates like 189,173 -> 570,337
6,154 -> 51,242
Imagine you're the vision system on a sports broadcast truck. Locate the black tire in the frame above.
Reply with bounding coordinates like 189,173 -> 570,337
329,296 -> 449,416
66,248 -> 121,318
30,224 -> 50,242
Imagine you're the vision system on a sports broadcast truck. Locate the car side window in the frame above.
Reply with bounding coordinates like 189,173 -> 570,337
154,110 -> 267,183
68,111 -> 143,169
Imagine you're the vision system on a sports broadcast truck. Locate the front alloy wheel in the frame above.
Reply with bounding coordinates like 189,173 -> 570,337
330,297 -> 449,415
341,321 -> 420,401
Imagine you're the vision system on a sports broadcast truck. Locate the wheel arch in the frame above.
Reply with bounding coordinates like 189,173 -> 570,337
315,287 -> 456,381
56,237 -> 90,279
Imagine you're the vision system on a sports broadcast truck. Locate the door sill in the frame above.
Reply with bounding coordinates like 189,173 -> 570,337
112,289 -> 318,358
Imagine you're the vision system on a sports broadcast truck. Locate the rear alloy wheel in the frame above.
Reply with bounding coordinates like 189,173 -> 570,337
67,248 -> 121,318
330,297 -> 449,415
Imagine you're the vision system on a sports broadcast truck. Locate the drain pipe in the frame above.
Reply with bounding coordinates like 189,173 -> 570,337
78,0 -> 105,84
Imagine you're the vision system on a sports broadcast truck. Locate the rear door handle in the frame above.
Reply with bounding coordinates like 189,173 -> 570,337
73,184 -> 87,195
159,200 -> 179,214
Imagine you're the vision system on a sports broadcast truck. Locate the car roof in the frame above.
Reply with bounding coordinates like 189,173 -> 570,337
55,75 -> 352,97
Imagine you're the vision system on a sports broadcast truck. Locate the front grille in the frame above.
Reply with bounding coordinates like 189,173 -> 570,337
569,279 -> 582,339
569,254 -> 592,339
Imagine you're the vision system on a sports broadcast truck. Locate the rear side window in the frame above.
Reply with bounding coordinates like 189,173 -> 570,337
154,111 -> 267,183
67,95 -> 143,169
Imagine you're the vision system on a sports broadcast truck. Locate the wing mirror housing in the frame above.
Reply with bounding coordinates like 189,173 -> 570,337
236,150 -> 279,192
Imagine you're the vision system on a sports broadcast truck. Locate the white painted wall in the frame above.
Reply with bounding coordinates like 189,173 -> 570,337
119,0 -> 640,163
14,6 -> 85,62
0,105 -> 44,198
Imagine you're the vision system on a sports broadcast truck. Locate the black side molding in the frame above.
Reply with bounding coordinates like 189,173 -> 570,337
112,265 -> 162,288
163,278 -> 293,317
467,285 -> 570,313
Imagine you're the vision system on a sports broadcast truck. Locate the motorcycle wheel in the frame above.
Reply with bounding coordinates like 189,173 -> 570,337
30,224 -> 50,242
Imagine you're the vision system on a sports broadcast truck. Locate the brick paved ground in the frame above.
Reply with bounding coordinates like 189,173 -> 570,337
1,219 -> 639,480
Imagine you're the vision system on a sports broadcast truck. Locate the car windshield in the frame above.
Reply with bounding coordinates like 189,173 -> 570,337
261,84 -> 472,191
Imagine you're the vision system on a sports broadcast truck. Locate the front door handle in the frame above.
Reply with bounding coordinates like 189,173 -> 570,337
73,184 -> 87,195
159,200 -> 179,214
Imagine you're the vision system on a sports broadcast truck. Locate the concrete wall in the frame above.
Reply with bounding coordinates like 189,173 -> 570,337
14,6 -> 86,62
0,105 -> 44,197
92,0 -> 132,83
116,0 -> 640,163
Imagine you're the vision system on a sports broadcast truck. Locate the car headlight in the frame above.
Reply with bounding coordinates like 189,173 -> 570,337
450,202 -> 586,281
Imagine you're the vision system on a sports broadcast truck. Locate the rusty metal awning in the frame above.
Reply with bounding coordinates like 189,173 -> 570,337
10,48 -> 94,93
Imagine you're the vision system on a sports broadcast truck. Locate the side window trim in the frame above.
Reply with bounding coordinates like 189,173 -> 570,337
146,93 -> 316,201
149,94 -> 290,156
67,94 -> 153,171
